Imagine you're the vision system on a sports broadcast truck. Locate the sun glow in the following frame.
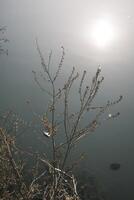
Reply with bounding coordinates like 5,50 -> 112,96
89,19 -> 116,48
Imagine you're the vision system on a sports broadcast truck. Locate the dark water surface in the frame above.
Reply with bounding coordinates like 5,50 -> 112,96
0,1 -> 134,199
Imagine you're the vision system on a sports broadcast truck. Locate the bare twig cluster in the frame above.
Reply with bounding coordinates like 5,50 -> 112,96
31,41 -> 123,199
0,123 -> 80,200
0,37 -> 122,199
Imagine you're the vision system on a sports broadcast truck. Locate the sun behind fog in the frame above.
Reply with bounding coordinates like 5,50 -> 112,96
89,19 -> 116,48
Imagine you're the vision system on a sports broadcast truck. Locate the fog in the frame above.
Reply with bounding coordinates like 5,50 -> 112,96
0,0 -> 134,199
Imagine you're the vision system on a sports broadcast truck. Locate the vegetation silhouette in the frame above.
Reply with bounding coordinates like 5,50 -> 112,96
0,36 -> 123,199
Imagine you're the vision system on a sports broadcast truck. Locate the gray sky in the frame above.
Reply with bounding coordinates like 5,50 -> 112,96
0,1 -> 134,199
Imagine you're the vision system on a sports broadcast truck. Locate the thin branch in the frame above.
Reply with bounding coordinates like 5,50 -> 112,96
53,46 -> 65,82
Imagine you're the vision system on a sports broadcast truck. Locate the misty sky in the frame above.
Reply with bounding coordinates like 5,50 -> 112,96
0,0 -> 134,199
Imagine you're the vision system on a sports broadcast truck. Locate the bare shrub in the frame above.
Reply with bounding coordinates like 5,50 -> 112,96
0,38 -> 122,199
30,40 -> 123,199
